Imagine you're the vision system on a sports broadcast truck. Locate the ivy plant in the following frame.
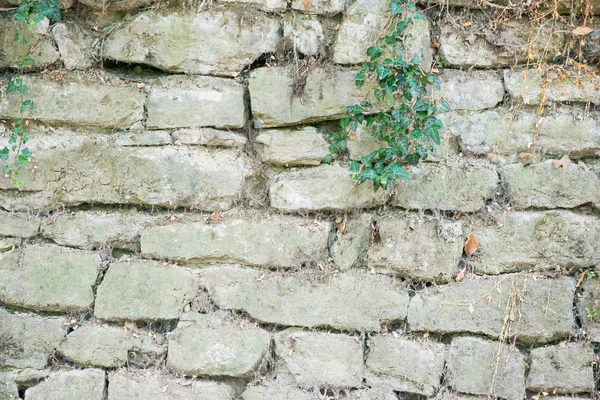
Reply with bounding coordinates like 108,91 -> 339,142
326,0 -> 449,191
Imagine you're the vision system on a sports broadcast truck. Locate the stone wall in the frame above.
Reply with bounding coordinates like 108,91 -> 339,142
0,0 -> 600,398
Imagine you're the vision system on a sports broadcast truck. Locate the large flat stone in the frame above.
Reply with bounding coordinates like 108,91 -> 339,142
0,308 -> 65,370
283,16 -> 325,57
365,336 -> 446,396
146,75 -> 245,129
108,371 -> 242,399
24,370 -> 105,400
0,245 -> 100,312
408,275 -> 575,344
141,215 -> 330,268
242,384 -> 314,400
269,164 -> 388,212
95,259 -> 197,321
167,313 -> 270,378
447,337 -> 525,400
527,343 -> 594,394
104,10 -> 280,76
468,211 -> 600,274
500,160 -> 600,209
255,127 -> 329,166
0,74 -> 144,128
368,217 -> 463,281
391,159 -> 499,212
0,19 -> 59,70
249,66 -> 371,127
431,70 -> 504,111
0,212 -> 40,238
199,266 -> 410,331
275,329 -> 364,388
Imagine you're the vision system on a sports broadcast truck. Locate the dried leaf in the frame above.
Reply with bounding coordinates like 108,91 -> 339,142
551,154 -> 571,170
576,271 -> 586,288
205,209 -> 223,224
302,0 -> 311,10
455,267 -> 467,282
468,304 -> 475,314
573,26 -> 594,36
462,21 -> 471,27
464,234 -> 479,257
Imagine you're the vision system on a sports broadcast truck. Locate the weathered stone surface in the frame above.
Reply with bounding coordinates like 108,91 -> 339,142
249,66 -> 371,127
275,329 -> 364,388
368,217 -> 463,281
580,278 -> 600,342
78,0 -> 156,10
0,238 -> 19,253
0,308 -> 65,370
242,383 -> 314,400
365,336 -> 446,396
443,106 -> 600,158
146,75 -> 245,129
391,159 -> 499,212
439,14 -> 565,67
95,259 -> 197,321
0,19 -> 59,70
283,16 -> 324,57
0,375 -> 17,400
0,212 -> 40,238
173,128 -> 246,147
527,343 -> 594,394
500,160 -> 600,209
447,337 -> 525,400
104,10 -> 280,76
583,24 -> 600,62
408,275 -> 575,344
108,370 -> 242,400
255,127 -> 329,166
168,313 -> 270,377
112,131 -> 172,146
217,0 -> 286,12
431,70 -> 504,111
505,69 -> 600,105
468,211 -> 600,274
58,324 -> 163,368
199,266 -> 410,331
0,74 -> 144,128
41,211 -> 153,251
269,164 -> 388,211
0,245 -> 100,312
330,213 -> 372,271
141,215 -> 330,268
51,22 -> 96,70
0,133 -> 253,211
290,0 -> 345,14
24,369 -> 105,400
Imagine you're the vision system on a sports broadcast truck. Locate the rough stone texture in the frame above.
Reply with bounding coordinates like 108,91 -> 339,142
431,70 -> 504,111
0,375 -> 17,400
330,213 -> 372,271
108,370 -> 242,399
527,344 -> 594,394
0,245 -> 100,312
249,66 -> 372,127
408,275 -> 575,344
391,159 -> 499,212
51,22 -> 96,70
78,0 -> 156,10
269,164 -> 388,211
368,217 -> 463,281
199,266 -> 410,331
141,215 -> 330,268
104,11 -> 280,76
283,16 -> 324,57
167,313 -> 270,378
0,75 -> 144,128
500,160 -> 600,209
365,336 -> 446,396
58,324 -> 163,368
0,212 -> 40,238
255,127 -> 329,166
173,128 -> 247,147
0,19 -> 59,70
94,259 -> 197,321
24,369 -> 105,400
146,75 -> 245,129
583,23 -> 600,62
242,383 -> 315,400
439,13 -> 565,67
447,337 -> 525,400
289,0 -> 345,14
580,278 -> 600,342
41,211 -> 153,251
0,308 -> 65,370
275,329 -> 364,388
442,106 -> 600,158
468,211 -> 600,274
112,131 -> 172,146
505,69 -> 600,105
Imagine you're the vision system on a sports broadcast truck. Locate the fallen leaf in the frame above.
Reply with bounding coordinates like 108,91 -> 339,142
455,267 -> 467,282
462,21 -> 472,27
136,82 -> 145,89
468,304 -> 475,314
576,271 -> 586,287
430,40 -> 440,48
302,0 -> 311,10
205,209 -> 223,224
551,154 -> 571,170
464,234 -> 479,257
573,26 -> 594,36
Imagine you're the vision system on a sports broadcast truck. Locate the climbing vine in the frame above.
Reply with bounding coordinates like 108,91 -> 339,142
326,0 -> 449,191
